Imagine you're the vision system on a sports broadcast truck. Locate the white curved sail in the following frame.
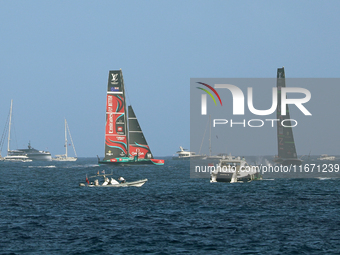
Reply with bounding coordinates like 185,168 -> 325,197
53,119 -> 77,161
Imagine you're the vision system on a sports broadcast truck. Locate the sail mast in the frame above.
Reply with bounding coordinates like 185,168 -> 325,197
120,69 -> 129,156
103,70 -> 129,161
64,119 -> 68,157
66,120 -> 77,157
209,115 -> 211,157
276,67 -> 297,159
7,100 -> 13,153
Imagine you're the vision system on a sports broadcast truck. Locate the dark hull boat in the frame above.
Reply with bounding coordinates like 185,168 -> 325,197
98,70 -> 164,166
274,67 -> 302,166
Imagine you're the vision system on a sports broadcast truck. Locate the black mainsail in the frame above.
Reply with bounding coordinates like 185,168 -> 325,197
275,67 -> 302,166
128,106 -> 153,160
99,70 -> 164,165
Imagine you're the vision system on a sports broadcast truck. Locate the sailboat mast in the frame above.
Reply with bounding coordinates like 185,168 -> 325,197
209,115 -> 212,156
7,100 -> 13,152
64,119 -> 68,157
103,70 -> 128,161
66,120 -> 77,157
276,67 -> 298,160
120,69 -> 129,156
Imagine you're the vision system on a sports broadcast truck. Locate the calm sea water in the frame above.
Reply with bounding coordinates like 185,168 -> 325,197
1,157 -> 340,254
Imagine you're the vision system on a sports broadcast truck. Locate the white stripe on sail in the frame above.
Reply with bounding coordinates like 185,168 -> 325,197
107,92 -> 123,95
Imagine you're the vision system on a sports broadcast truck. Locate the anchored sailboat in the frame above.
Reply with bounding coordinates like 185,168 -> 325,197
274,67 -> 302,166
52,119 -> 77,161
98,70 -> 164,165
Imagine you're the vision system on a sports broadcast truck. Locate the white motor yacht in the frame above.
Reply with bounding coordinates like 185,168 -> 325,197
210,155 -> 261,183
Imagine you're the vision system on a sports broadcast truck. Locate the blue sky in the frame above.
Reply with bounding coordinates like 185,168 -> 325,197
0,1 -> 339,157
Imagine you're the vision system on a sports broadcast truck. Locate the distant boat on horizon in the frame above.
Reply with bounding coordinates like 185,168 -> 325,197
317,154 -> 335,161
52,119 -> 77,161
97,70 -> 164,165
172,146 -> 205,160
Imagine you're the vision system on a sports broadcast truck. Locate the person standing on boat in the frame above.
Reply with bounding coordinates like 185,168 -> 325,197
134,151 -> 139,161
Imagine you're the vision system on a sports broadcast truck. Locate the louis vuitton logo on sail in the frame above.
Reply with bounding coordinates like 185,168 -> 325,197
111,73 -> 118,83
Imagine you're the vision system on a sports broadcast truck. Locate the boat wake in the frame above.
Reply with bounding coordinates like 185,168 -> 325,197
62,164 -> 100,169
28,165 -> 56,169
316,177 -> 332,180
